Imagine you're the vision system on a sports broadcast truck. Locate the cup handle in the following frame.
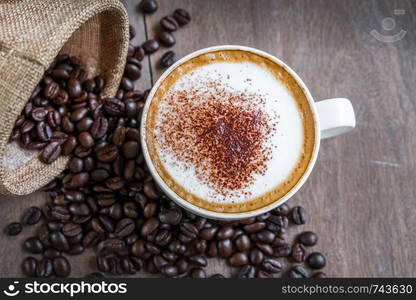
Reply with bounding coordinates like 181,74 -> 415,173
315,98 -> 356,139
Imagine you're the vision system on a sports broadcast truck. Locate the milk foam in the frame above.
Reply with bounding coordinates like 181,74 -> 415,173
154,61 -> 303,204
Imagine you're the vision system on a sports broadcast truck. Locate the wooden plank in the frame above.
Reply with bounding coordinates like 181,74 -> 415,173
144,0 -> 416,277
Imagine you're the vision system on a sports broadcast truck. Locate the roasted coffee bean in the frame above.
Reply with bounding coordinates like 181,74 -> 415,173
139,0 -> 158,14
180,222 -> 198,239
249,248 -> 264,265
78,131 -> 94,148
69,202 -> 90,216
62,136 -> 77,155
189,255 -> 207,267
120,77 -> 134,91
274,244 -> 292,257
273,203 -> 290,216
76,117 -> 93,132
190,267 -> 206,278
67,78 -> 82,98
217,226 -> 235,240
160,16 -> 179,32
297,231 -> 318,246
256,243 -> 274,256
68,157 -> 84,173
257,270 -> 273,278
36,258 -> 53,277
256,230 -> 275,244
103,98 -> 125,116
36,122 -> 52,141
124,64 -> 141,80
71,107 -> 88,122
50,231 -> 70,251
238,265 -> 257,278
306,252 -> 326,269
200,226 -> 218,241
173,8 -> 191,26
235,234 -> 251,251
125,100 -> 137,118
143,181 -> 159,199
160,51 -> 176,68
96,145 -> 118,162
291,206 -> 309,225
121,141 -> 139,159
23,237 -> 45,253
243,222 -> 266,233
31,107 -> 48,121
218,239 -> 233,258
22,257 -> 38,277
229,252 -> 249,266
141,217 -> 159,236
70,172 -> 90,188
53,257 -> 71,277
40,142 -> 61,163
91,117 -> 108,139
22,206 -> 42,225
288,265 -> 308,278
51,131 -> 68,144
159,31 -> 175,47
62,223 -> 82,237
51,206 -> 71,222
262,258 -> 282,273
142,39 -> 160,54
44,82 -> 60,99
74,145 -> 91,158
115,218 -> 135,237
161,264 -> 178,277
158,209 -> 182,225
65,190 -> 85,202
5,222 -> 22,235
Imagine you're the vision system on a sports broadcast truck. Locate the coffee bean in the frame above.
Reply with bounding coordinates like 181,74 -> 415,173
51,206 -> 71,222
199,226 -> 218,241
288,265 -> 308,278
62,223 -> 82,237
256,243 -> 274,256
103,98 -> 125,116
68,157 -> 83,173
21,206 -> 42,225
36,258 -> 53,277
291,206 -> 309,225
159,31 -> 175,47
44,82 -> 60,99
53,257 -> 71,277
218,239 -> 233,258
258,270 -> 273,278
142,40 -> 160,54
76,117 -> 93,132
256,230 -> 275,244
217,226 -> 235,240
67,78 -> 82,98
122,141 -> 139,159
139,0 -> 158,14
173,8 -> 191,26
158,209 -> 182,225
141,217 -> 159,236
115,218 -> 135,237
238,265 -> 257,278
143,181 -> 159,200
62,136 -> 77,155
190,267 -> 206,278
79,131 -> 94,148
229,252 -> 249,266
262,258 -> 282,273
31,107 -> 48,121
124,64 -> 141,80
96,145 -> 118,162
243,222 -> 266,233
249,248 -> 264,265
40,142 -> 61,163
161,264 -> 178,277
23,237 -> 45,253
180,222 -> 198,239
273,203 -> 290,216
306,252 -> 326,269
47,110 -> 61,128
5,222 -> 22,235
70,172 -> 90,188
297,231 -> 318,246
120,77 -> 134,91
274,244 -> 292,257
235,234 -> 251,251
160,16 -> 179,32
312,272 -> 327,278
50,231 -> 70,251
160,51 -> 176,68
22,257 -> 37,277
91,117 -> 108,139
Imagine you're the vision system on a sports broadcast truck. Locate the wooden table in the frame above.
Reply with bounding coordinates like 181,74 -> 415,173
1,0 -> 415,277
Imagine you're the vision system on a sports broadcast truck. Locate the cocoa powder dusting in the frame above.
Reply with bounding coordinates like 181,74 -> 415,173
156,79 -> 276,197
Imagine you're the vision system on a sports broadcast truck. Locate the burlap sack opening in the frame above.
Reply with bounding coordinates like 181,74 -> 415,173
0,0 -> 129,195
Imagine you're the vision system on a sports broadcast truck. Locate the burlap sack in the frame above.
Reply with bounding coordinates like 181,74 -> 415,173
0,0 -> 129,195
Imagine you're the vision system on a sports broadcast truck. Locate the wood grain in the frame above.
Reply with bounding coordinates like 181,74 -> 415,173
1,0 -> 415,277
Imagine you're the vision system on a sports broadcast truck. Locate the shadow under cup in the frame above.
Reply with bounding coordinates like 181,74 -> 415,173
140,45 -> 320,220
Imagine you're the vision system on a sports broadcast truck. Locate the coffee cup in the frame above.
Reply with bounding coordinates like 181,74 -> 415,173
140,45 -> 355,220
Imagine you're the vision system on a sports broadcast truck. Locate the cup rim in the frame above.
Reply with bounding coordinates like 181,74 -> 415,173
140,45 -> 321,220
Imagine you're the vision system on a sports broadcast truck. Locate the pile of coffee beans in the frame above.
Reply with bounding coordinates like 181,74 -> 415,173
5,2 -> 327,278
138,0 -> 191,68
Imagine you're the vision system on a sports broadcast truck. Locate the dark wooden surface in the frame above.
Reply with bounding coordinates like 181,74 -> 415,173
1,0 -> 415,277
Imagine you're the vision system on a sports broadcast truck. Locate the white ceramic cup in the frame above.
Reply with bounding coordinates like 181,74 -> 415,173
140,45 -> 356,220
